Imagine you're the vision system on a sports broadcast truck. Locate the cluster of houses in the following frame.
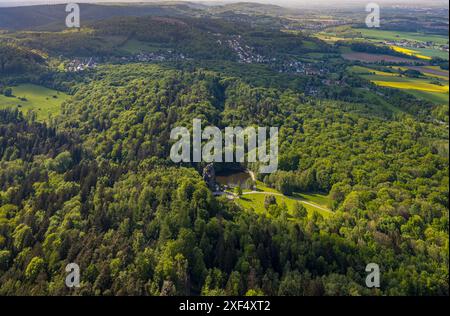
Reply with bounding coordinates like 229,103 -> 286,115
276,60 -> 326,75
283,19 -> 348,32
223,35 -> 327,77
65,51 -> 189,72
226,37 -> 266,64
64,39 -> 329,78
120,51 -> 187,63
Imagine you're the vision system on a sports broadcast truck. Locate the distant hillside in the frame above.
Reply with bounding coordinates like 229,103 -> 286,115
208,2 -> 293,16
6,12 -> 329,60
0,2 -> 300,31
0,3 -> 202,30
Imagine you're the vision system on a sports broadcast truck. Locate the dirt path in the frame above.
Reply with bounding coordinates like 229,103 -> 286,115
213,191 -> 235,199
247,170 -> 256,182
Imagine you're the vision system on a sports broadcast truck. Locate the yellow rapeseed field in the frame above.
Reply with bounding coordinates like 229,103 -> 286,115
373,80 -> 449,93
390,45 -> 432,60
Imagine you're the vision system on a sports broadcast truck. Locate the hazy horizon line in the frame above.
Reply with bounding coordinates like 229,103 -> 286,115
0,0 -> 448,9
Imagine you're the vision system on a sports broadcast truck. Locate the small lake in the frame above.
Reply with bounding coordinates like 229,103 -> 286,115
216,171 -> 253,189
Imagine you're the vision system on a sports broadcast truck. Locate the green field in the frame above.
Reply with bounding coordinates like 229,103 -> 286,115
407,89 -> 450,105
412,47 -> 450,60
353,28 -> 449,45
0,84 -> 69,121
294,192 -> 332,208
242,181 -> 279,194
350,65 -> 398,76
236,181 -> 333,218
119,39 -> 165,54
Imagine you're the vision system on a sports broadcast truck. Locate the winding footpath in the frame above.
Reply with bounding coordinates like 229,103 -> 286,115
214,190 -> 331,213
241,191 -> 331,213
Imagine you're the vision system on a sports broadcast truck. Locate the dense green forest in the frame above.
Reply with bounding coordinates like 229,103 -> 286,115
0,1 -> 448,297
0,64 -> 447,295
0,44 -> 45,75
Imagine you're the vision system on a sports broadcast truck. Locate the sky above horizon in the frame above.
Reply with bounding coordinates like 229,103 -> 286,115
0,0 -> 448,8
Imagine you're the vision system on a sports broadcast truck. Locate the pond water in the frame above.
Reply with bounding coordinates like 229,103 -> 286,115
216,171 -> 253,189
